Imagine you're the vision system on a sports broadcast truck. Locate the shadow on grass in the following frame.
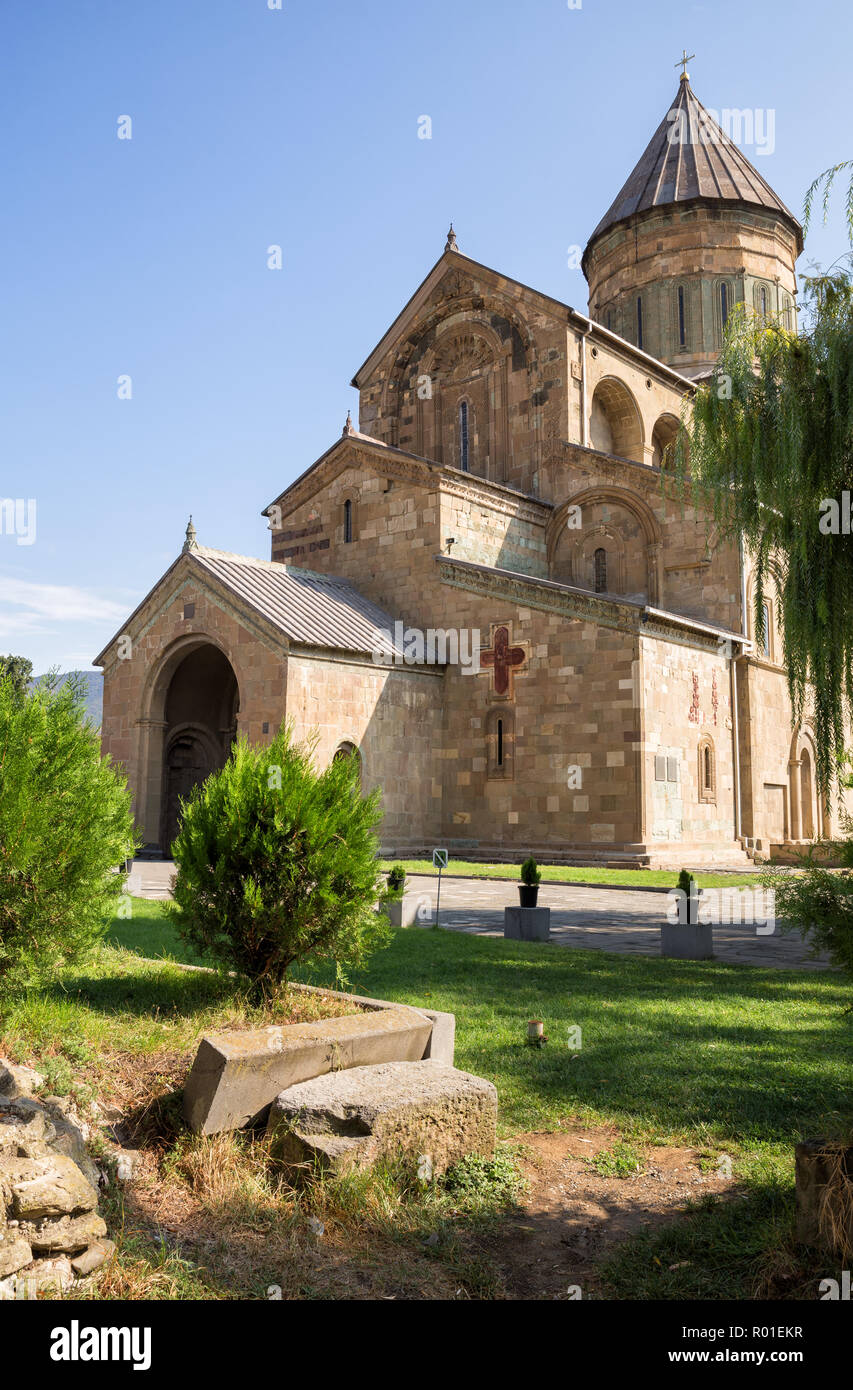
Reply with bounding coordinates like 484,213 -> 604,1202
90,908 -> 852,1148
31,963 -> 235,1021
103,905 -> 204,966
300,927 -> 853,1145
597,1175 -> 833,1300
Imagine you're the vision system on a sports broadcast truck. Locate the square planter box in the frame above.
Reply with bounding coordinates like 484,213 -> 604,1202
381,898 -> 420,928
660,920 -> 714,959
504,906 -> 551,942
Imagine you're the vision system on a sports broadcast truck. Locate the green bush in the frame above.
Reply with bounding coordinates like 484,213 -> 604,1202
519,856 -> 541,886
0,671 -> 136,989
442,1151 -> 525,1206
766,854 -> 853,982
168,723 -> 390,998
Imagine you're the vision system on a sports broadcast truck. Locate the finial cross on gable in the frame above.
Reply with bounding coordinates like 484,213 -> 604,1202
480,623 -> 528,698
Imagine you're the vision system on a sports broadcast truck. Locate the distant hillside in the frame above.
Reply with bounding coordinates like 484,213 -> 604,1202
31,670 -> 104,727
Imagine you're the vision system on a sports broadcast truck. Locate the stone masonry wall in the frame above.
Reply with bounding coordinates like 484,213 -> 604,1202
433,586 -> 642,854
285,651 -> 443,849
639,633 -> 737,849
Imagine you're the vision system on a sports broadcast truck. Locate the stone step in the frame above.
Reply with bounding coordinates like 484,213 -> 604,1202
267,1060 -> 497,1176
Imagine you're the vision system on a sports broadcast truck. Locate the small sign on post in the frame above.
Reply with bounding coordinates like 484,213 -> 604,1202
432,848 -> 448,927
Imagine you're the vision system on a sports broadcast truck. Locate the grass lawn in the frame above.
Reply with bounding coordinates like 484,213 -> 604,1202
2,899 -> 848,1300
379,858 -> 768,890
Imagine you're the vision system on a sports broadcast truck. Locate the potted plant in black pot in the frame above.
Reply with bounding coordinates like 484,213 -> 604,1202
677,867 -> 698,924
381,864 -> 407,927
518,856 -> 541,907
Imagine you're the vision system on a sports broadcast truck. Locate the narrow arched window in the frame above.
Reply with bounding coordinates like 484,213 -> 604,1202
699,738 -> 716,802
760,598 -> 772,659
720,282 -> 729,330
459,400 -> 469,472
594,547 -> 607,593
636,297 -> 644,350
343,498 -> 352,543
487,707 -> 513,779
677,286 -> 686,347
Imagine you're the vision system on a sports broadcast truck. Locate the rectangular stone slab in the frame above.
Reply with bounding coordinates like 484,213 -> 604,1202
184,1005 -> 433,1135
267,1060 -> 498,1176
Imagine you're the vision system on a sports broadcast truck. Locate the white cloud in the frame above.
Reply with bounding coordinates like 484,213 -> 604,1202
0,576 -> 130,633
0,576 -> 137,672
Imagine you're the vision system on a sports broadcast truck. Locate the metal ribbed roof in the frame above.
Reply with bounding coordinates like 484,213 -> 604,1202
586,78 -> 802,251
192,547 -> 405,657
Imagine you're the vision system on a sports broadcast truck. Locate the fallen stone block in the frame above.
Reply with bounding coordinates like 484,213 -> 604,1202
267,1060 -> 498,1176
421,1009 -> 455,1065
0,1096 -> 56,1150
2,1153 -> 99,1220
71,1238 -> 116,1277
41,1100 -> 100,1188
184,1005 -> 433,1136
16,1256 -> 74,1298
22,1209 -> 107,1255
0,1059 -> 45,1100
0,1231 -> 32,1279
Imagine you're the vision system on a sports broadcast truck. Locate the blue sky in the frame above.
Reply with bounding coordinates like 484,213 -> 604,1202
1,0 -> 850,674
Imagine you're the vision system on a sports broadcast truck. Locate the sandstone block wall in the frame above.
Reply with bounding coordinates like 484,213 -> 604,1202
285,651 -> 443,847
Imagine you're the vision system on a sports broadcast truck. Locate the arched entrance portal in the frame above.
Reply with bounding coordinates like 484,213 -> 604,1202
159,644 -> 239,853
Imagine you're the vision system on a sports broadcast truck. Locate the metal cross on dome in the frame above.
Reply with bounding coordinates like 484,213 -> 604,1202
675,50 -> 695,79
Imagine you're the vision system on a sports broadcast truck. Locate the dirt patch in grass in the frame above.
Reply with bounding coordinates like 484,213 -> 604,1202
88,1052 -> 746,1301
9,1039 -> 787,1303
461,1125 -> 740,1300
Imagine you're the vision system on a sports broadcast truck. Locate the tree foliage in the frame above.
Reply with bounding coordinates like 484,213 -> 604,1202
803,161 -> 853,248
0,655 -> 33,699
765,844 -> 853,986
673,281 -> 853,796
0,671 -> 136,989
168,723 -> 389,998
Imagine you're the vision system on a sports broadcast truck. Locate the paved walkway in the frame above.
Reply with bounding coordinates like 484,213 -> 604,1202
400,876 -> 830,970
128,862 -> 830,971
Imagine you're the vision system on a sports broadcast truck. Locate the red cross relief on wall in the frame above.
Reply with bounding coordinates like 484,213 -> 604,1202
480,623 -> 528,699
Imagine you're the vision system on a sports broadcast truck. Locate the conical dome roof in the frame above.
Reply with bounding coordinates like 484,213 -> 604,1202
585,77 -> 803,255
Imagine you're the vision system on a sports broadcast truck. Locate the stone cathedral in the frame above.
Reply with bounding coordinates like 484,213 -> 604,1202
97,72 -> 848,866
